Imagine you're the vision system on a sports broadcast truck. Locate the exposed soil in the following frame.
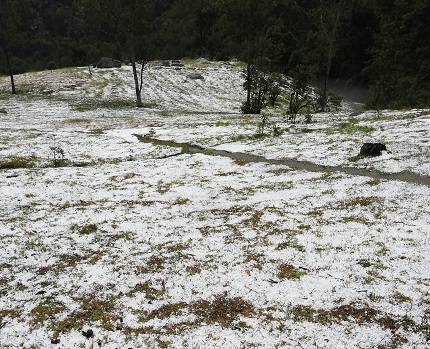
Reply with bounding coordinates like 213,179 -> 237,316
136,135 -> 430,187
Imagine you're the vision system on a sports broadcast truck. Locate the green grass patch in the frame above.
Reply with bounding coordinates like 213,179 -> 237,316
392,291 -> 412,304
126,281 -> 165,301
173,197 -> 190,205
157,180 -> 173,194
71,223 -> 98,235
0,156 -> 37,169
290,302 -> 413,330
186,265 -> 202,275
277,264 -> 307,280
64,118 -> 91,124
72,99 -> 136,111
139,255 -> 165,273
141,294 -> 255,329
276,237 -> 306,252
326,120 -> 375,135
29,299 -> 67,330
348,154 -> 363,162
335,196 -> 380,209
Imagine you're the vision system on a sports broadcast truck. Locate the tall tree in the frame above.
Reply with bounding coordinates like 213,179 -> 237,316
74,0 -> 164,107
213,0 -> 288,113
364,0 -> 430,108
32,0 -> 76,69
309,0 -> 347,111
0,0 -> 33,94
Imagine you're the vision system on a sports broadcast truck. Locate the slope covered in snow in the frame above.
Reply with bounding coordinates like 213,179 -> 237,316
0,60 -> 429,348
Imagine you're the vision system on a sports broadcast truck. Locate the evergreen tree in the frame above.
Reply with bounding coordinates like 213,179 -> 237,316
365,0 -> 430,108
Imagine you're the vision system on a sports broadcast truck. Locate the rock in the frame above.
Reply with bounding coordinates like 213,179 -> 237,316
187,72 -> 204,80
0,108 -> 7,114
82,329 -> 94,338
360,142 -> 387,157
171,60 -> 184,67
96,57 -> 122,68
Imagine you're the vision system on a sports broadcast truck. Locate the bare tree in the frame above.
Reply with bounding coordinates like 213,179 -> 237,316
74,0 -> 167,107
0,0 -> 30,94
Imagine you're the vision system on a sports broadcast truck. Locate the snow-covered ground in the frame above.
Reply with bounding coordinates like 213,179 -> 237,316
0,60 -> 429,348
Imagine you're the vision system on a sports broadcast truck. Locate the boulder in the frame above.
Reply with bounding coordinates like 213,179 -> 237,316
360,142 -> 387,157
96,57 -> 122,68
171,60 -> 184,67
187,72 -> 204,80
0,108 -> 7,114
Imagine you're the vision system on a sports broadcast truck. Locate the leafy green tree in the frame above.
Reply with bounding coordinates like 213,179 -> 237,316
287,64 -> 314,123
32,0 -> 77,69
152,0 -> 216,58
240,66 -> 282,114
309,0 -> 347,111
329,0 -> 376,85
213,0 -> 289,113
365,0 -> 430,108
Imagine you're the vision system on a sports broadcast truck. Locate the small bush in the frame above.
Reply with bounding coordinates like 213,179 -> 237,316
49,146 -> 68,167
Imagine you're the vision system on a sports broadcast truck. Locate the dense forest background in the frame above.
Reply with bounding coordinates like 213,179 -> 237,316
1,0 -> 429,109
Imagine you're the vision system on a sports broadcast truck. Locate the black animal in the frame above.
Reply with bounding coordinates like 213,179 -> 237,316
360,143 -> 387,157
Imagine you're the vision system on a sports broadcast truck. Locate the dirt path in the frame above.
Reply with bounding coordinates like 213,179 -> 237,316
135,135 -> 430,187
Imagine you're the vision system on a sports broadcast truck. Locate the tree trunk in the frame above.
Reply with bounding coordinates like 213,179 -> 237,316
129,38 -> 143,107
320,0 -> 345,112
1,45 -> 16,94
246,61 -> 252,112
